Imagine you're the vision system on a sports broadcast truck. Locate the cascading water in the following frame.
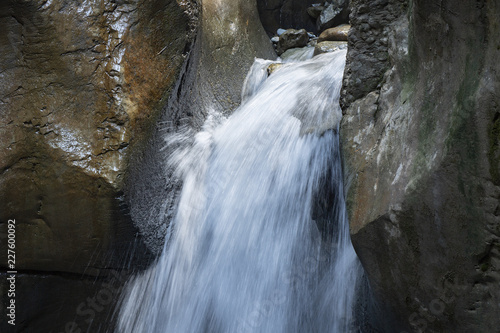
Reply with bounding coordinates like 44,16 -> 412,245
118,49 -> 363,333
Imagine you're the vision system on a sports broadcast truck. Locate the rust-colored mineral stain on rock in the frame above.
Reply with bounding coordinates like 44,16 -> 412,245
122,35 -> 181,129
121,0 -> 189,135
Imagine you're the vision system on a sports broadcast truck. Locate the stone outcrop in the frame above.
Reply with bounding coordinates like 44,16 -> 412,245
313,41 -> 347,56
257,0 -> 350,37
342,0 -> 500,331
317,0 -> 350,31
307,4 -> 326,19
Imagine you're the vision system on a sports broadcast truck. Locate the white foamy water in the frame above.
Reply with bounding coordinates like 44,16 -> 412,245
118,50 -> 362,333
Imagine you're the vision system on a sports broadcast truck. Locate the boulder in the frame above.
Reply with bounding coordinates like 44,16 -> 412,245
313,41 -> 347,56
277,29 -> 310,54
318,24 -> 350,42
0,0 -> 275,331
341,0 -> 500,331
280,46 -> 316,62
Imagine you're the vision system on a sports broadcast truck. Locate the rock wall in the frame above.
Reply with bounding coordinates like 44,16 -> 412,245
0,0 -> 190,274
341,0 -> 500,331
0,0 -> 191,331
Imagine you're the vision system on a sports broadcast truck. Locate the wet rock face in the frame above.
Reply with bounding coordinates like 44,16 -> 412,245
277,28 -> 310,54
342,0 -> 500,331
197,0 -> 276,117
0,0 -> 190,274
124,0 -> 276,255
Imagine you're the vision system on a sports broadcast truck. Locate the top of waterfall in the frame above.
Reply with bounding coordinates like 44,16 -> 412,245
240,50 -> 347,136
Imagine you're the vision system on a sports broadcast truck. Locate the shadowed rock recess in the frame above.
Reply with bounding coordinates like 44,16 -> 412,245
341,0 -> 500,331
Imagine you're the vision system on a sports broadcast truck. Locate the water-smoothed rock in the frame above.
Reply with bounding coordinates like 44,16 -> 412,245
318,24 -> 350,42
313,41 -> 347,56
342,0 -> 500,331
280,46 -> 316,62
125,0 -> 276,256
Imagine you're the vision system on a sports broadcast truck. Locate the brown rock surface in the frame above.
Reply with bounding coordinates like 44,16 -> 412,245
318,24 -> 350,42
0,0 -> 190,274
0,0 -> 276,331
125,0 -> 276,254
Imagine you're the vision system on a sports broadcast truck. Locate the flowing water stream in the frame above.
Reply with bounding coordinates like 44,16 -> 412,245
118,49 -> 363,333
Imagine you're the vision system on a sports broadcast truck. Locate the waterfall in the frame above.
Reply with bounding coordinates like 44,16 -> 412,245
118,49 -> 363,333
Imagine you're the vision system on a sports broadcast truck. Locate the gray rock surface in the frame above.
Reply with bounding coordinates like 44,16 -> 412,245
307,5 -> 326,19
280,46 -> 315,62
277,28 -> 310,54
341,0 -> 500,331
317,0 -> 350,31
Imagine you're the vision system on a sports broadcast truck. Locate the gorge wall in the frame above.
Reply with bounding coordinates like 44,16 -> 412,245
341,0 -> 500,331
0,0 -> 191,331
